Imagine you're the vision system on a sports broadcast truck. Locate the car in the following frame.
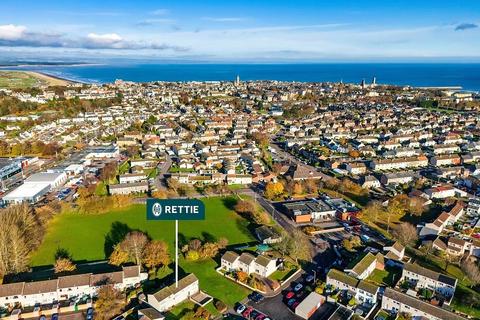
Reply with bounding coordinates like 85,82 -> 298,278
255,314 -> 267,320
287,298 -> 296,307
305,274 -> 315,283
235,303 -> 246,314
86,307 -> 94,320
293,283 -> 303,292
250,292 -> 264,302
292,301 -> 300,310
250,310 -> 260,319
285,291 -> 295,299
242,307 -> 254,318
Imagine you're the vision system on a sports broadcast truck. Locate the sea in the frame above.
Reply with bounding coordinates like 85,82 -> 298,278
2,63 -> 480,91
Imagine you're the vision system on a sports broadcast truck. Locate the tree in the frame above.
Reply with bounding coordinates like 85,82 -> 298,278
236,271 -> 248,283
142,240 -> 170,271
189,239 -> 202,251
94,285 -> 125,320
152,189 -> 168,199
393,223 -> 418,246
304,179 -> 318,194
217,237 -> 229,249
264,181 -> 284,200
54,257 -> 76,274
0,204 -> 41,276
185,250 -> 199,261
461,260 -> 480,287
234,200 -> 255,215
289,230 -> 312,263
343,236 -> 362,252
119,231 -> 149,265
109,245 -> 129,266
293,182 -> 303,195
199,242 -> 219,259
361,201 -> 384,223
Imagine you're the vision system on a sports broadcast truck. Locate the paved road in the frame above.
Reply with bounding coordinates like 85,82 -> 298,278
155,154 -> 173,189
236,187 -> 296,233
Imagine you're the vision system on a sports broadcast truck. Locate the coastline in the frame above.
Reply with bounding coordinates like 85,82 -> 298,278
23,71 -> 74,86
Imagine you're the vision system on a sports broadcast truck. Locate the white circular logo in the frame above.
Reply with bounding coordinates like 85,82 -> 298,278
152,203 -> 162,217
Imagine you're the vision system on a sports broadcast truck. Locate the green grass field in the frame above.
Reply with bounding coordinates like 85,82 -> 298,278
30,196 -> 254,307
31,196 -> 254,265
0,71 -> 41,88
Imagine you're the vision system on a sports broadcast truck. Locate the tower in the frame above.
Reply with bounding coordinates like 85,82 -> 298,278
235,75 -> 240,86
372,76 -> 377,87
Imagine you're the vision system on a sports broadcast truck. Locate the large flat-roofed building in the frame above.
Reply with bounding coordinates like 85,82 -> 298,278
283,199 -> 336,223
1,172 -> 67,204
0,158 -> 22,184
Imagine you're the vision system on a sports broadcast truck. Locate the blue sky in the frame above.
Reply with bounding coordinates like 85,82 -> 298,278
0,0 -> 479,62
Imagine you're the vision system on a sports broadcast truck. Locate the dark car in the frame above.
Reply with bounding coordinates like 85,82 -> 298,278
287,298 -> 296,307
249,292 -> 265,302
86,307 -> 94,320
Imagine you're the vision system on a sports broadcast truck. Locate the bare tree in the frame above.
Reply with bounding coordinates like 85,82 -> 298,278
393,222 -> 418,246
0,204 -> 41,276
461,259 -> 480,287
119,231 -> 148,265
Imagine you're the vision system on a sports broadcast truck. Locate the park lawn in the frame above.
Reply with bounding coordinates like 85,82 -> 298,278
31,196 -> 255,266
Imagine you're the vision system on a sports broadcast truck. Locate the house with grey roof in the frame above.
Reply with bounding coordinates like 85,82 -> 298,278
400,263 -> 457,301
147,274 -> 199,312
382,288 -> 465,320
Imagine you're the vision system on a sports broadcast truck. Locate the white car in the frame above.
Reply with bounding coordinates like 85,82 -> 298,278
235,304 -> 246,314
293,283 -> 303,292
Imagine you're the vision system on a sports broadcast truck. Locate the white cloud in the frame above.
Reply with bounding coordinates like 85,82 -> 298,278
86,33 -> 123,45
151,9 -> 170,16
0,24 -> 27,40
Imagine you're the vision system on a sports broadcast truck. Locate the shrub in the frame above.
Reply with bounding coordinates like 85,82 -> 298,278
185,250 -> 199,261
214,300 -> 227,313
